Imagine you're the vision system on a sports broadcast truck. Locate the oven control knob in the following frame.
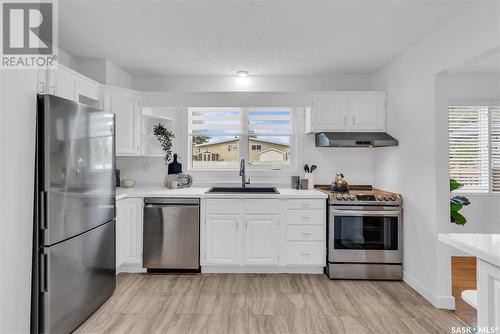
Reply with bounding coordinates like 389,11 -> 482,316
343,194 -> 350,200
383,196 -> 390,201
336,194 -> 343,200
349,195 -> 355,201
376,195 -> 384,201
390,195 -> 397,201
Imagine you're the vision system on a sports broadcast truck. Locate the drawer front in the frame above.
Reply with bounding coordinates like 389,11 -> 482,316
286,226 -> 324,241
206,199 -> 241,214
286,199 -> 325,210
243,199 -> 279,214
286,210 -> 324,225
286,242 -> 325,265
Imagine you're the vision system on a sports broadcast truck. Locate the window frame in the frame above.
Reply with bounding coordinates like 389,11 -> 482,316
187,107 -> 297,172
449,103 -> 500,195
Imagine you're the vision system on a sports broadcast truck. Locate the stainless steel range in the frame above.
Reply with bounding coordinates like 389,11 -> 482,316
316,185 -> 403,280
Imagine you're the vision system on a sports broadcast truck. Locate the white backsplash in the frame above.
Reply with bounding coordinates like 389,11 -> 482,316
117,145 -> 374,187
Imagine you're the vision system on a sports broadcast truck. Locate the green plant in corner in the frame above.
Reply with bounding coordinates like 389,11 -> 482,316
450,178 -> 471,225
153,123 -> 175,165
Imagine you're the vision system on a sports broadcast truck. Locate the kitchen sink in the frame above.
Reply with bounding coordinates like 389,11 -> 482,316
206,186 -> 280,194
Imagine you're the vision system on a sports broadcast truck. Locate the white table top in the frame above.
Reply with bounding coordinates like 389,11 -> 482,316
439,233 -> 500,267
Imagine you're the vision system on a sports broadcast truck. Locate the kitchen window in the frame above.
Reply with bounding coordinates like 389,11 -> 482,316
448,105 -> 500,193
188,107 -> 294,170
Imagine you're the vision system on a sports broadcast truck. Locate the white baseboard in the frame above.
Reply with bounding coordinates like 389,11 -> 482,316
403,271 -> 455,310
202,266 -> 324,274
117,263 -> 146,274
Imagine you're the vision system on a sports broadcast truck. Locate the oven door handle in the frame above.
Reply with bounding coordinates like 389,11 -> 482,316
330,209 -> 401,216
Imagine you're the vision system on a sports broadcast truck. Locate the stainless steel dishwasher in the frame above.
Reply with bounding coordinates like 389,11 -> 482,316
143,198 -> 200,270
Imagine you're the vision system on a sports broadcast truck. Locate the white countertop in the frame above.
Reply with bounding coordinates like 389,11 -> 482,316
116,184 -> 328,200
439,233 -> 500,267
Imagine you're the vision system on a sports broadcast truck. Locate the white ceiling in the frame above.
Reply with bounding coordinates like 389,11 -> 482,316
450,52 -> 500,74
59,0 -> 474,76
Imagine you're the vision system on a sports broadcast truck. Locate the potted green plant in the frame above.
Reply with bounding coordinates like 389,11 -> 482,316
153,123 -> 175,186
450,178 -> 471,225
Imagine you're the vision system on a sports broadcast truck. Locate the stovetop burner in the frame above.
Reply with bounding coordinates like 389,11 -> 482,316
315,184 -> 402,206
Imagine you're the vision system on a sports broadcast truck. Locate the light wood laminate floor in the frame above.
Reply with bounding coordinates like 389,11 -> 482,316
75,273 -> 466,334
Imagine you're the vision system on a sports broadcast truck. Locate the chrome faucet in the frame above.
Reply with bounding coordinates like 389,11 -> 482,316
239,159 -> 250,187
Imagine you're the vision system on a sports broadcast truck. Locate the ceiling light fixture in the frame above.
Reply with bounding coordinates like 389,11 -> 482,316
237,71 -> 249,77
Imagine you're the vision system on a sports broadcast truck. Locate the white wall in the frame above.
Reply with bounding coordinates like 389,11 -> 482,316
105,60 -> 132,89
76,58 -> 132,89
57,48 -> 79,71
77,57 -> 107,83
132,74 -> 371,92
371,1 -> 500,309
447,73 -> 500,103
0,70 -> 38,333
118,89 -> 375,187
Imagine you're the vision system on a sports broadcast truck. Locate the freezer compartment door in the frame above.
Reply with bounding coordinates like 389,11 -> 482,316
143,201 -> 200,269
40,221 -> 116,334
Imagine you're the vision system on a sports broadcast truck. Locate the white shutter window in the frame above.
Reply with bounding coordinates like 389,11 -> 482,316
491,106 -> 500,192
188,107 -> 295,170
189,108 -> 243,135
448,106 -> 489,192
247,108 -> 292,135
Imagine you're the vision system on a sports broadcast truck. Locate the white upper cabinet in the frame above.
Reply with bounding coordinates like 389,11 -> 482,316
307,93 -> 348,131
102,87 -> 141,156
243,215 -> 279,265
45,65 -> 100,105
349,93 -> 386,131
205,215 -> 241,265
306,92 -> 386,133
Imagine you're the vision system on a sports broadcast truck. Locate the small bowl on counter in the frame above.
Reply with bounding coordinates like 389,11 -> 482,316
121,179 -> 136,188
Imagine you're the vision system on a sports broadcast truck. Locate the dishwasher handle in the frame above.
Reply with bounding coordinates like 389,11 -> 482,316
144,197 -> 200,206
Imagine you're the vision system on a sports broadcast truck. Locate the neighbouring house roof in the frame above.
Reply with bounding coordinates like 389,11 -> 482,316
258,147 -> 286,156
194,137 -> 289,147
194,138 -> 238,147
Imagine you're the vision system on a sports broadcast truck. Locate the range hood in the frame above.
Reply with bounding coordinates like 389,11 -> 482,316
315,132 -> 398,147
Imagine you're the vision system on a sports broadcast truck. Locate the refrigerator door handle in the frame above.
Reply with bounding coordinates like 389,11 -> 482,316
40,190 -> 48,230
40,252 -> 48,292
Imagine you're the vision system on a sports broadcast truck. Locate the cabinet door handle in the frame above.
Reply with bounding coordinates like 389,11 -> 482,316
300,253 -> 311,257
352,116 -> 356,126
344,117 -> 347,126
301,203 -> 311,208
300,216 -> 311,221
300,233 -> 311,237
236,221 -> 238,230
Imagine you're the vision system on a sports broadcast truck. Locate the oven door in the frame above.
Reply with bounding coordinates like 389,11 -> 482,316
329,207 -> 402,264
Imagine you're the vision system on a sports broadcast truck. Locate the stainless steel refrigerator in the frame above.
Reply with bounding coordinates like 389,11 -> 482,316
31,95 -> 116,334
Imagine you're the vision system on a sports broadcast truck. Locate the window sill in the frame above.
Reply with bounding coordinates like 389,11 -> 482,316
452,191 -> 500,196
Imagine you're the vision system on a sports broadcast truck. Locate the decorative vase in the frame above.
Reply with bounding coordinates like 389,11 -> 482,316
168,154 -> 182,174
164,173 -> 177,188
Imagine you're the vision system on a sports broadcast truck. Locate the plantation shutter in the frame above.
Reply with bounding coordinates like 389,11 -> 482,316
189,108 -> 243,135
247,108 -> 292,135
491,106 -> 500,192
448,106 -> 489,192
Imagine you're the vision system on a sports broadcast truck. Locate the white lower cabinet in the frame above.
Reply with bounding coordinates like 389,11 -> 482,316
202,198 -> 325,272
286,242 -> 325,265
115,197 -> 143,272
243,215 -> 279,265
205,215 -> 241,265
477,259 -> 500,329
